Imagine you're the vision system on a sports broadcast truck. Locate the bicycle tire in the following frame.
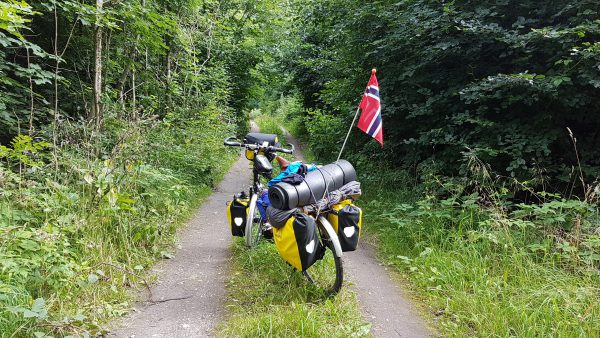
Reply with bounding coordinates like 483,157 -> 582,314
245,193 -> 262,248
302,239 -> 343,295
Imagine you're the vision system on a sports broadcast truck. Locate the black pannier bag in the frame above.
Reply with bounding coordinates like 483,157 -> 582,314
266,206 -> 298,229
327,200 -> 362,251
272,212 -> 324,271
227,193 -> 249,237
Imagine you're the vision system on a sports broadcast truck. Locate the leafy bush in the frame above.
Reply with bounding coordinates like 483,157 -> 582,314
0,113 -> 237,336
286,0 -> 600,186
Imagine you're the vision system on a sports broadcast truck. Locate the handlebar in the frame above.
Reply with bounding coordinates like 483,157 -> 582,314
223,136 -> 294,154
224,136 -> 242,147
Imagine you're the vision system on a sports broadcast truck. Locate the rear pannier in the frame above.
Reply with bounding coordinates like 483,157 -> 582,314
227,193 -> 249,237
272,212 -> 323,271
327,199 -> 362,251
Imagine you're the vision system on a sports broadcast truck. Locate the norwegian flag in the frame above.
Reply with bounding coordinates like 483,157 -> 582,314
357,69 -> 383,146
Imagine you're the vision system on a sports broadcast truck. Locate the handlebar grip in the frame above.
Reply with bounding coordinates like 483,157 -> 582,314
223,136 -> 242,147
271,143 -> 294,154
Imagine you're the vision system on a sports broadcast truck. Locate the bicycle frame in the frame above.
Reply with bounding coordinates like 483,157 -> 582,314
250,165 -> 267,195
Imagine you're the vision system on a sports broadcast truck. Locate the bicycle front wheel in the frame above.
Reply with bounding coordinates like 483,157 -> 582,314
245,193 -> 262,248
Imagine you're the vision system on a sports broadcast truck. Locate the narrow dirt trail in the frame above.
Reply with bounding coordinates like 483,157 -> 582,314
282,127 -> 432,338
109,154 -> 250,337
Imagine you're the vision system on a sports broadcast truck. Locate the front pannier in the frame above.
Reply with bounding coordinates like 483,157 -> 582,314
327,200 -> 362,251
227,194 -> 249,237
272,213 -> 323,271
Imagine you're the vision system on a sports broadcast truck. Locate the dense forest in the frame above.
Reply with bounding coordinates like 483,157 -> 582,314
1,0 -> 599,336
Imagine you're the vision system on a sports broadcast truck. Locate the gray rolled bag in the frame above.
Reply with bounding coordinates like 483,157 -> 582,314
268,160 -> 357,210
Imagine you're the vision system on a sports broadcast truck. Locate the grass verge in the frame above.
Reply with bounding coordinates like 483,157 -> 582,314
360,180 -> 600,337
0,116 -> 239,336
217,239 -> 370,337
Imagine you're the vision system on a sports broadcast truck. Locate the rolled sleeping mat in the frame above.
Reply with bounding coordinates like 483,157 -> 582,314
335,159 -> 357,182
268,183 -> 298,211
269,160 -> 357,210
320,163 -> 344,188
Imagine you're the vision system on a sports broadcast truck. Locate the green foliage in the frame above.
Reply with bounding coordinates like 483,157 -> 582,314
253,112 -> 284,138
0,135 -> 49,167
0,0 -> 261,335
360,168 -> 600,336
285,0 -> 600,186
0,0 -> 35,39
0,116 -> 237,336
303,109 -> 344,162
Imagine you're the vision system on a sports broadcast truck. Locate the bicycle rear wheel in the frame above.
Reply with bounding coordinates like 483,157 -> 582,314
302,239 -> 343,295
245,193 -> 263,248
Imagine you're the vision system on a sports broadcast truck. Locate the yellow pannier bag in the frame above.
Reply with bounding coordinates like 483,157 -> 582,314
327,199 -> 362,252
227,194 -> 249,237
273,213 -> 323,271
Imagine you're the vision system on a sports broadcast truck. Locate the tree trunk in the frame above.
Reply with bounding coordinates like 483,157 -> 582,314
91,0 -> 104,128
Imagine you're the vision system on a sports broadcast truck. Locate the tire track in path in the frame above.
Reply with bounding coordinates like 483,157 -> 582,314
282,127 -> 432,338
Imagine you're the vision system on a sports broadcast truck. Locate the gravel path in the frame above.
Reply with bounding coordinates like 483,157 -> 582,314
109,153 -> 250,337
281,127 -> 432,338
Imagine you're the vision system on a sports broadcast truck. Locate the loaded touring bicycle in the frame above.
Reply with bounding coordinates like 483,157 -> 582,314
224,132 -> 362,294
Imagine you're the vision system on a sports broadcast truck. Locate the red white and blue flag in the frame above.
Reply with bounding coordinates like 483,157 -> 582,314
357,69 -> 383,146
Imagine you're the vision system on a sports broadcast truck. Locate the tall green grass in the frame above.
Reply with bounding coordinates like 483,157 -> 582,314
360,172 -> 600,337
0,115 -> 238,336
217,240 -> 370,338
253,113 -> 285,139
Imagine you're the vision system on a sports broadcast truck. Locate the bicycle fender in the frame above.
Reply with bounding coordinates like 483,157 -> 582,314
245,193 -> 259,247
317,216 -> 343,258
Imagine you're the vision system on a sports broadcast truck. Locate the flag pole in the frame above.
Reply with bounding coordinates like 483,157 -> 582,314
336,68 -> 376,162
336,105 -> 361,162
315,69 -> 375,218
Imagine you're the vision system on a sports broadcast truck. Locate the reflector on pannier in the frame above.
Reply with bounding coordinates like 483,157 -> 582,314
327,199 -> 362,251
227,193 -> 249,237
272,212 -> 323,271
